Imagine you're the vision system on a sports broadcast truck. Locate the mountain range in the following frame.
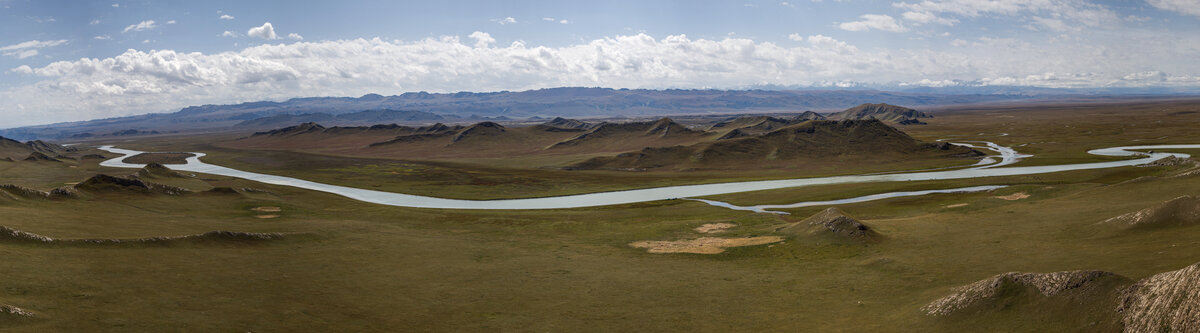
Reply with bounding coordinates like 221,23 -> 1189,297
0,87 -> 1048,141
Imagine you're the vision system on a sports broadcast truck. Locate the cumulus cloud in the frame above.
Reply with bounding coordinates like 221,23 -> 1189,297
221,31 -> 239,38
122,20 -> 156,33
1,39 -> 68,59
1,31 -> 1199,126
220,14 -> 234,20
468,31 -> 496,48
287,33 -> 303,40
839,14 -> 907,32
495,17 -> 517,25
787,33 -> 805,41
1147,0 -> 1200,17
247,22 -> 278,40
90,19 -> 100,25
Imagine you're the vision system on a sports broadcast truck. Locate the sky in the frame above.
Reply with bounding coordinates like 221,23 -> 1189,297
1,0 -> 1199,127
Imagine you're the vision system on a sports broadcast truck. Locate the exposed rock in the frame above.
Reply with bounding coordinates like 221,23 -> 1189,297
74,174 -> 190,195
1102,195 -> 1200,229
923,270 -> 1123,316
0,184 -> 49,200
775,207 -> 881,242
1142,156 -> 1195,168
0,304 -> 36,318
1118,262 -> 1200,332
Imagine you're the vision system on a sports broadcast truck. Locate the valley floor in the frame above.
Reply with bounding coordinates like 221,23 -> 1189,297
3,99 -> 1200,331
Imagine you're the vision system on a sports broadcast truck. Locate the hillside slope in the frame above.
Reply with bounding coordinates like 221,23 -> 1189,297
569,119 -> 979,171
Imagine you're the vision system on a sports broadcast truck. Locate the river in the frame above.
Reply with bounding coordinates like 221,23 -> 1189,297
97,144 -> 1198,210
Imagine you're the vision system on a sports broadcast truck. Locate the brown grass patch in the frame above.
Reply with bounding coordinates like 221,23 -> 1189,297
993,192 -> 1030,201
629,236 -> 784,254
694,223 -> 736,233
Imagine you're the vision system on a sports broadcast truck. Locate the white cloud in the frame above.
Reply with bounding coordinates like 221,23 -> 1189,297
142,39 -> 151,44
8,50 -> 38,59
219,14 -> 234,20
901,11 -> 958,25
1,39 -> 67,59
787,33 -> 805,41
780,2 -> 795,7
1147,0 -> 1200,17
2,31 -> 1200,126
122,20 -> 156,33
11,65 -> 33,74
287,33 -> 303,40
166,20 -> 176,24
94,35 -> 111,40
111,3 -> 119,8
839,14 -> 908,32
892,0 -> 1120,28
496,17 -> 517,25
0,40 -> 68,52
90,19 -> 100,25
221,31 -> 239,38
468,31 -> 495,48
560,19 -> 569,24
247,22 -> 278,40
543,17 -> 555,21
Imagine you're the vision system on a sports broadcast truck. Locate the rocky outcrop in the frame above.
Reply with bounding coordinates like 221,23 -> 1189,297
73,174 -> 190,195
775,207 -> 881,242
1118,262 -> 1200,332
923,270 -> 1123,316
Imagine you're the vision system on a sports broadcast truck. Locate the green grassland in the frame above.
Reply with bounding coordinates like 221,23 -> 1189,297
3,99 -> 1200,331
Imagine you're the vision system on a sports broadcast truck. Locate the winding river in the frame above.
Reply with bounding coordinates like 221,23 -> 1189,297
97,144 -> 1199,210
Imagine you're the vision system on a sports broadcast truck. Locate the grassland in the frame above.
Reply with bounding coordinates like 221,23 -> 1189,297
4,98 -> 1200,331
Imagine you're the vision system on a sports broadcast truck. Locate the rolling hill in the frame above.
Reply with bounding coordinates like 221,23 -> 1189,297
567,119 -> 980,171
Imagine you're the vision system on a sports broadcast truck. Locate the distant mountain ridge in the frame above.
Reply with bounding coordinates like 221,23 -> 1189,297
0,87 -> 1041,140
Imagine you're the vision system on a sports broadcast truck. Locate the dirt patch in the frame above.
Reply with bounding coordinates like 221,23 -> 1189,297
630,236 -> 784,254
251,206 -> 282,212
694,223 -> 736,233
122,152 -> 195,165
945,203 -> 969,208
993,192 -> 1030,200
255,215 -> 280,219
